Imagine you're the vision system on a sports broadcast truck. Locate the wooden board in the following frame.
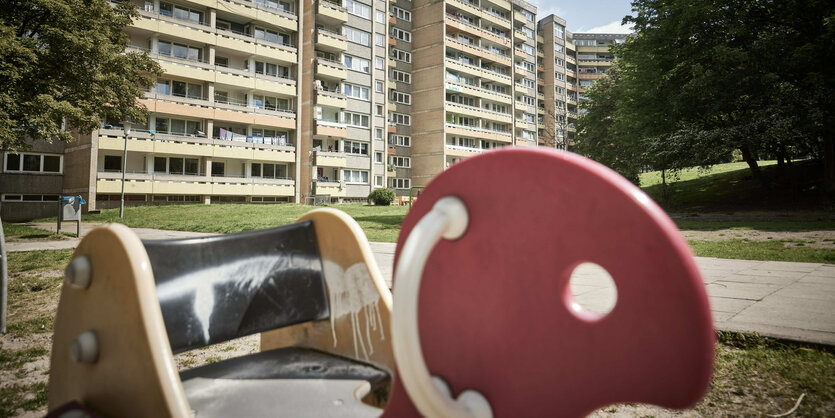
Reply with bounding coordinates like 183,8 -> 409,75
261,208 -> 395,376
48,224 -> 190,417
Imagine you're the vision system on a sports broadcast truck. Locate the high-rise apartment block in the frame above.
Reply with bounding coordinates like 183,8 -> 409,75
0,2 -> 626,220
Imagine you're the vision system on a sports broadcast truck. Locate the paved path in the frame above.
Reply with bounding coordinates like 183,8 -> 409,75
5,224 -> 834,345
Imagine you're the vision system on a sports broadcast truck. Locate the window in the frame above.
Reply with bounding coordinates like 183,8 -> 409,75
343,169 -> 369,184
345,140 -> 369,155
523,27 -> 534,38
446,93 -> 475,106
374,175 -> 383,187
251,163 -> 287,178
157,41 -> 201,61
211,161 -> 225,177
254,26 -> 291,45
375,128 -> 383,139
375,10 -> 385,23
375,80 -> 384,93
555,25 -> 564,39
374,152 -> 383,163
520,95 -> 536,106
521,60 -> 535,72
343,83 -> 370,100
389,112 -> 410,126
554,43 -> 564,53
391,69 -> 410,83
160,2 -> 203,24
252,94 -> 290,111
375,33 -> 384,46
343,55 -> 370,73
521,9 -> 534,22
4,152 -> 62,173
390,48 -> 411,63
2,194 -> 59,202
104,156 -> 122,172
344,26 -> 370,46
344,111 -> 370,127
391,27 -> 411,43
522,44 -> 535,55
345,0 -> 371,19
388,134 -> 410,147
375,105 -> 383,116
375,57 -> 384,70
255,61 -> 290,78
392,6 -> 411,21
155,117 -> 202,135
389,156 -> 410,168
390,90 -> 411,105
154,156 -> 166,173
523,78 -> 535,89
447,136 -> 477,148
390,178 -> 410,189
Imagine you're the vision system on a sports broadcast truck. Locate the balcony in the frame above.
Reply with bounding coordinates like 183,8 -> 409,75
445,58 -> 512,85
513,12 -> 527,25
445,81 -> 511,103
445,123 -> 512,143
216,29 -> 297,64
97,129 -> 296,163
316,28 -> 347,52
316,88 -> 347,108
315,120 -> 347,137
219,0 -> 298,31
445,102 -> 513,124
445,14 -> 511,47
445,36 -> 511,66
314,150 -> 347,167
513,29 -> 526,42
96,171 -> 295,196
315,57 -> 347,80
316,0 -> 348,24
445,144 -> 485,157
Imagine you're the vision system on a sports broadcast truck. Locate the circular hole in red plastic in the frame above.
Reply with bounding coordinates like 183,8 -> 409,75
566,262 -> 618,319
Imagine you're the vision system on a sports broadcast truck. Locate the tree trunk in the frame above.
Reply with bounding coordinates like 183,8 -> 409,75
740,145 -> 762,182
824,135 -> 835,191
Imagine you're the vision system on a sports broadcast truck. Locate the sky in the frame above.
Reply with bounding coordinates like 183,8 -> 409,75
527,0 -> 635,33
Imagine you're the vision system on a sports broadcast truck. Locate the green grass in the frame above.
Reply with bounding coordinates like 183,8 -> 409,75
39,203 -> 410,243
2,222 -> 70,241
640,160 -> 830,211
0,382 -> 49,417
6,250 -> 74,273
689,240 -> 835,263
695,332 -> 835,416
0,346 -> 49,370
676,219 -> 835,231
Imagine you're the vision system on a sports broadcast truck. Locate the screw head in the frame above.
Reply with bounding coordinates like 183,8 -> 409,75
70,331 -> 99,364
65,256 -> 92,289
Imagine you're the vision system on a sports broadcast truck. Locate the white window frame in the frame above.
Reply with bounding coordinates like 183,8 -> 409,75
388,134 -> 411,147
391,69 -> 411,84
345,0 -> 371,19
343,83 -> 370,101
391,27 -> 411,43
392,6 -> 411,21
343,169 -> 369,184
345,140 -> 370,155
344,111 -> 370,128
344,26 -> 371,46
389,156 -> 411,168
390,177 -> 410,189
389,112 -> 411,126
390,48 -> 411,63
390,90 -> 411,105
343,54 -> 371,73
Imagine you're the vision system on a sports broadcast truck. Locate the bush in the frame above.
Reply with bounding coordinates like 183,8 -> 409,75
368,188 -> 396,206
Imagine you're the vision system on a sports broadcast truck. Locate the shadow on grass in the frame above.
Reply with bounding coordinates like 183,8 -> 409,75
352,215 -> 406,226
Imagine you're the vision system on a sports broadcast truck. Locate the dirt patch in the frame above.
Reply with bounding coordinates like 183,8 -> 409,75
681,229 -> 835,248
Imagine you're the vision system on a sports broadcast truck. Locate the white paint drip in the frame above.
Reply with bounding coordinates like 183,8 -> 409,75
323,260 -> 384,361
156,256 -> 281,344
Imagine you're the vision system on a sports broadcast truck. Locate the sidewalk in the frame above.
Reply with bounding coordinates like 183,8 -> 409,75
5,224 -> 834,345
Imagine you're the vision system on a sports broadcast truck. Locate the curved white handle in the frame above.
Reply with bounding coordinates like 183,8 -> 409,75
392,197 -> 493,418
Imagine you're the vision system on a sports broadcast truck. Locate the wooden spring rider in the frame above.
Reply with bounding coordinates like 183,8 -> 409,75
48,149 -> 714,417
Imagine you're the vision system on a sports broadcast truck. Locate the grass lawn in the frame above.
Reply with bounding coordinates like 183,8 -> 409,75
1,222 -> 71,241
1,248 -> 833,416
689,240 -> 835,264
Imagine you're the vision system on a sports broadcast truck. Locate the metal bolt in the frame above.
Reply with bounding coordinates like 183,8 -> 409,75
65,256 -> 92,289
70,330 -> 99,364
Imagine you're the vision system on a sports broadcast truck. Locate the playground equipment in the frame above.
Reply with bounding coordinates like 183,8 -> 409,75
47,148 -> 714,417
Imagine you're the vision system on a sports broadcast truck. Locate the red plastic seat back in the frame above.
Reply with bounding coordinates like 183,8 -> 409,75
384,149 -> 714,417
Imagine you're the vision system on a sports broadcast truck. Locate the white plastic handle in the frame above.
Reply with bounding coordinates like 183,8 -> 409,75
392,197 -> 493,418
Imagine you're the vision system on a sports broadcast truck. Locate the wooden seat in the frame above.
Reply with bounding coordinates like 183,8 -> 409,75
48,209 -> 394,417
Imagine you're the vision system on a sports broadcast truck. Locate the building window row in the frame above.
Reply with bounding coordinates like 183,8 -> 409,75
4,153 -> 62,174
389,156 -> 410,168
390,90 -> 411,105
389,135 -> 411,147
391,69 -> 411,84
391,27 -> 411,43
392,6 -> 411,21
344,140 -> 370,156
343,169 -> 369,184
390,178 -> 410,189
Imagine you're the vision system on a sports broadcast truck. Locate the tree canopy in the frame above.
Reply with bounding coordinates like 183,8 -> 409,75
575,0 -> 835,188
0,0 -> 160,151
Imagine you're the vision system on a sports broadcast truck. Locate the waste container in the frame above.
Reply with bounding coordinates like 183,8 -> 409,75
58,195 -> 87,237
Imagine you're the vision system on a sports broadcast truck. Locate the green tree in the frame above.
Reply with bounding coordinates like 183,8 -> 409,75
0,0 -> 161,151
578,0 -> 835,189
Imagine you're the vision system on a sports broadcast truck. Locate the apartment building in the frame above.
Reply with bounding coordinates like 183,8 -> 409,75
1,2 -> 630,220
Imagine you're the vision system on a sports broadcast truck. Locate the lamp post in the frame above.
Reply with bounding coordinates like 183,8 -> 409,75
120,122 -> 131,218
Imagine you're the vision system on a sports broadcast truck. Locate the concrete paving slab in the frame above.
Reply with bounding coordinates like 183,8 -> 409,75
733,269 -> 808,279
749,261 -> 823,273
773,282 -> 835,302
715,321 -> 835,346
709,297 -> 757,314
706,281 -> 782,301
716,273 -> 800,286
808,265 -> 835,277
731,296 -> 835,332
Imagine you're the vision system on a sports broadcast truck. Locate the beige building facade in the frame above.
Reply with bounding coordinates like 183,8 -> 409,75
1,2 -> 625,220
